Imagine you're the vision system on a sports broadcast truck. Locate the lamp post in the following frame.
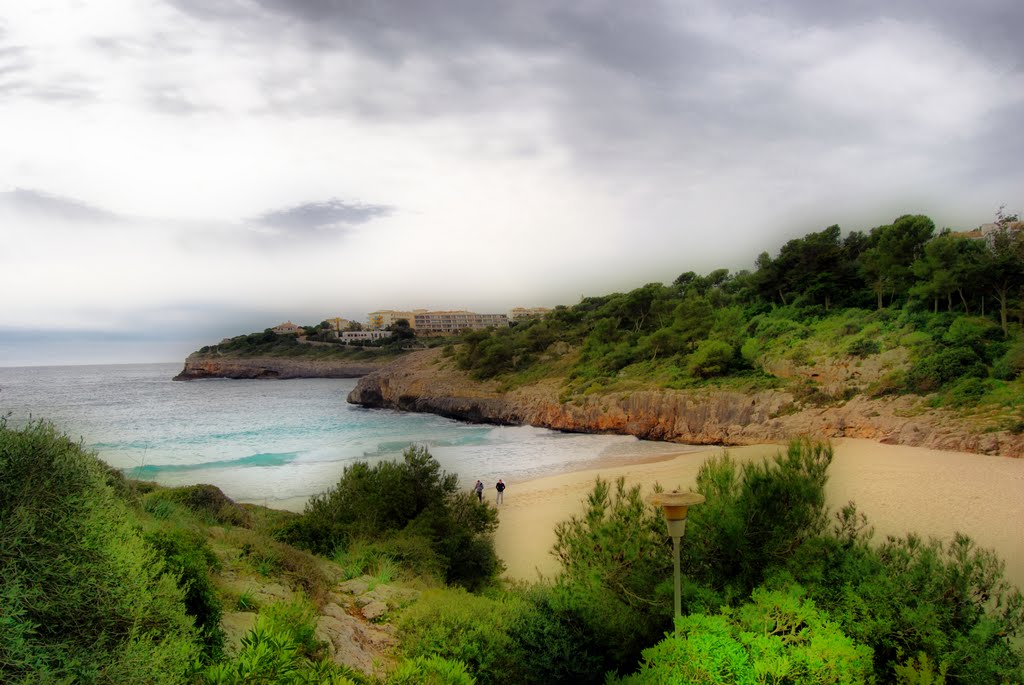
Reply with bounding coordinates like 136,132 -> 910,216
647,490 -> 705,619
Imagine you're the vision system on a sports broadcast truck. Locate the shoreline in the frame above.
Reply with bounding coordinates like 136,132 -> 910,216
242,437 -> 1024,593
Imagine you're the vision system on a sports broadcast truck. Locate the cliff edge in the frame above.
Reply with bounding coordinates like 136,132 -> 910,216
348,348 -> 1024,457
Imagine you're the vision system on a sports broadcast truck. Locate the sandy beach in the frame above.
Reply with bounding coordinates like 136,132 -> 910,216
492,439 -> 1024,592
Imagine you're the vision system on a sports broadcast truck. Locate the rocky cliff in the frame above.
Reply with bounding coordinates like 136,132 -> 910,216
348,348 -> 1024,457
173,354 -> 392,380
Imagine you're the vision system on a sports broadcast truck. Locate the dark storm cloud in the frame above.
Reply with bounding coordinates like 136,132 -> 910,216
254,198 -> 393,233
0,188 -> 121,223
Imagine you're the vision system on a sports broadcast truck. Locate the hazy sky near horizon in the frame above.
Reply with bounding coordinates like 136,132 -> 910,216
2,0 -> 1022,366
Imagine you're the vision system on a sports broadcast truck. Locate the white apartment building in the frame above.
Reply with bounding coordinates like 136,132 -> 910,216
413,310 -> 510,335
341,330 -> 392,342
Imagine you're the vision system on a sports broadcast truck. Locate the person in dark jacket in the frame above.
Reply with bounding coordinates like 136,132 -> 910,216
495,479 -> 505,504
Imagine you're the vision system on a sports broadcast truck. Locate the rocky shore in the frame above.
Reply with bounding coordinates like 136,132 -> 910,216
173,354 -> 393,381
347,348 -> 1024,457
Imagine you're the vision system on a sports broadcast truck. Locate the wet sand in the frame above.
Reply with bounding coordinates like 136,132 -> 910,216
492,439 -> 1024,592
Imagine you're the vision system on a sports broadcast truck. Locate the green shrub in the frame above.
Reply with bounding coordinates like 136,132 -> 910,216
144,483 -> 251,527
507,584 -> 607,685
281,446 -> 501,590
0,420 -> 199,683
687,340 -> 734,378
847,337 -> 881,357
907,346 -> 986,393
869,369 -> 909,397
613,585 -> 873,685
683,440 -> 832,599
389,656 -> 475,685
547,441 -> 834,679
943,377 -> 990,408
789,527 -> 1024,683
942,316 -> 1000,354
257,596 -> 325,661
144,527 -> 225,659
397,588 -> 523,685
551,476 -> 675,672
199,624 -> 358,685
993,342 -> 1024,380
233,529 -> 331,601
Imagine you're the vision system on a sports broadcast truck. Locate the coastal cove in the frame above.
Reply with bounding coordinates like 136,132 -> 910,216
3,362 -> 1021,592
0,362 -> 690,504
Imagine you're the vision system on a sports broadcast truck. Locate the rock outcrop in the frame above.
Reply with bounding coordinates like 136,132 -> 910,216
173,354 -> 392,381
348,348 -> 1024,457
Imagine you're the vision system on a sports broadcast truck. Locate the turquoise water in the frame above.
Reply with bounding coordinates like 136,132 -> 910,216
0,362 -> 684,506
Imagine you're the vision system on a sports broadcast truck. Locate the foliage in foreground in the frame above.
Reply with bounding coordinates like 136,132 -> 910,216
278,445 -> 502,590
787,507 -> 1024,683
535,439 -> 1023,683
612,585 -> 874,685
546,440 -> 834,679
396,585 -> 601,685
0,419 -> 199,684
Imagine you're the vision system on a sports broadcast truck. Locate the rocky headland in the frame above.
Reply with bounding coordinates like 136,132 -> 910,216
173,353 -> 393,381
348,348 -> 1024,457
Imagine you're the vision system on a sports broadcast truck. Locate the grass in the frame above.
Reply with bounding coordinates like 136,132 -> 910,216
237,589 -> 259,612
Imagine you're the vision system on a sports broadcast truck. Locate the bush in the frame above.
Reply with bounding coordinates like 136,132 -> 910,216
907,346 -> 987,393
144,527 -> 225,659
943,377 -> 991,408
397,589 -> 523,685
0,420 -> 199,683
199,623 -> 359,685
683,440 -> 832,599
552,476 -> 675,665
847,337 -> 881,357
389,656 -> 475,685
612,585 -> 873,685
993,342 -> 1024,380
687,340 -> 734,378
144,483 -> 251,527
280,446 -> 501,590
788,524 -> 1024,683
257,596 -> 326,661
546,441 -> 835,679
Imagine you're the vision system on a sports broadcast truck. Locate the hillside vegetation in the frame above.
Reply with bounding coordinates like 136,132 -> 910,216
454,214 -> 1024,428
4,419 -> 1023,683
192,329 -> 410,362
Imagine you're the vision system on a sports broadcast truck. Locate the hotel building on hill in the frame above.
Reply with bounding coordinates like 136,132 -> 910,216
509,306 -> 551,321
367,310 -> 426,330
413,310 -> 510,335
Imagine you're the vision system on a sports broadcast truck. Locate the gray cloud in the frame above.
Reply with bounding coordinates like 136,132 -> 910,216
253,198 -> 393,233
0,188 -> 122,223
147,85 -> 209,115
161,1 -> 1021,171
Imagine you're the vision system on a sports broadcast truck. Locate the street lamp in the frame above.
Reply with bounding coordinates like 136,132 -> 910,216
647,490 -> 705,619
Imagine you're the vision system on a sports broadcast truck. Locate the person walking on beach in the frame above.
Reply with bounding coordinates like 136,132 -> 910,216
474,480 -> 484,502
495,479 -> 505,505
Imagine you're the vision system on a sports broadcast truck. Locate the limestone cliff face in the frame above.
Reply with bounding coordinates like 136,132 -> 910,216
348,348 -> 1024,457
173,354 -> 391,381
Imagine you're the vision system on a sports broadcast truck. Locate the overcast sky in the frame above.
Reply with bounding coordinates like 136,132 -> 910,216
2,0 -> 1022,366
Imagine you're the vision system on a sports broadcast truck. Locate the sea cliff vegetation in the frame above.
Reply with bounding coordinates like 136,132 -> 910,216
453,214 -> 1024,427
3,419 -> 1023,683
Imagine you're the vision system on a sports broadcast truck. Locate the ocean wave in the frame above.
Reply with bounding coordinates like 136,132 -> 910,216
124,451 -> 299,476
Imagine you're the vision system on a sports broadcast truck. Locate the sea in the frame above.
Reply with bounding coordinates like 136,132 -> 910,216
0,362 -> 686,508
